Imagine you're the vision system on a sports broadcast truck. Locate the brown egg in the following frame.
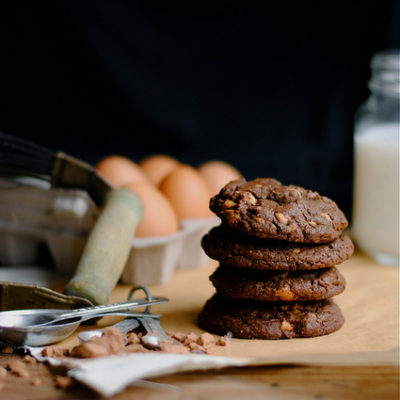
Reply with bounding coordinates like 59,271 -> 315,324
124,182 -> 179,237
198,160 -> 242,195
96,155 -> 148,188
140,154 -> 180,186
159,164 -> 213,219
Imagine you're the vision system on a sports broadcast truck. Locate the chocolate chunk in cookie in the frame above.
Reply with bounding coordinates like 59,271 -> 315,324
209,178 -> 348,243
210,264 -> 346,301
198,294 -> 344,339
201,225 -> 354,270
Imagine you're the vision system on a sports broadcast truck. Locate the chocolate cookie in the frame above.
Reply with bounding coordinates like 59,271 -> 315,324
210,264 -> 346,301
209,178 -> 348,243
201,225 -> 354,270
198,294 -> 344,339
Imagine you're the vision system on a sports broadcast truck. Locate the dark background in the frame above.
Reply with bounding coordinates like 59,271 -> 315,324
1,1 -> 399,218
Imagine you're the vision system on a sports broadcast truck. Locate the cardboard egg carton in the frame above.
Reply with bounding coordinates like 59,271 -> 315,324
0,180 -> 219,285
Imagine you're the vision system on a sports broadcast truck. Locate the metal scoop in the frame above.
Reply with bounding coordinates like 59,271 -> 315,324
0,297 -> 167,346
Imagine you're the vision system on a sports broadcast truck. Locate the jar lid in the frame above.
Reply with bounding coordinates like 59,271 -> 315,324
368,49 -> 400,97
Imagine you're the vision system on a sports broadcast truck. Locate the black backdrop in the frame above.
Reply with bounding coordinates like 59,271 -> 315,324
1,1 -> 399,217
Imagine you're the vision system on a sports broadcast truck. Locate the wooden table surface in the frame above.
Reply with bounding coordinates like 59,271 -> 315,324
0,353 -> 398,400
0,250 -> 399,399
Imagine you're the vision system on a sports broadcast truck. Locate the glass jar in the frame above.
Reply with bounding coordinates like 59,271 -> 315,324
352,49 -> 400,266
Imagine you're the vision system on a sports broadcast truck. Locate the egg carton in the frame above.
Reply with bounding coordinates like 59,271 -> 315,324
121,216 -> 219,285
0,180 -> 219,285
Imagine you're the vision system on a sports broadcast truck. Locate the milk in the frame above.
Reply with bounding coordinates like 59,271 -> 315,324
352,123 -> 399,265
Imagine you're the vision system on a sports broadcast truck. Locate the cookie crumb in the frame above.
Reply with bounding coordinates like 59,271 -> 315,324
183,332 -> 199,346
31,378 -> 42,387
188,342 -> 205,353
1,346 -> 13,354
126,332 -> 141,345
0,366 -> 7,379
197,332 -> 215,347
55,375 -> 73,389
93,327 -> 125,354
70,342 -> 109,358
170,332 -> 187,343
23,355 -> 37,364
159,341 -> 190,354
7,360 -> 30,378
124,343 -> 150,353
216,335 -> 228,346
41,345 -> 66,358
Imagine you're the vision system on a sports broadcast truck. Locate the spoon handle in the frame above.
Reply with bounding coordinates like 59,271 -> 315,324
39,297 -> 168,326
137,316 -> 175,342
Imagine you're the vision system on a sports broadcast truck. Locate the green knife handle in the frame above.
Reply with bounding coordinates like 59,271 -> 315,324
63,188 -> 143,305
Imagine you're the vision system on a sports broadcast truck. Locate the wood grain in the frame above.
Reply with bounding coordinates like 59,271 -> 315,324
0,353 -> 398,399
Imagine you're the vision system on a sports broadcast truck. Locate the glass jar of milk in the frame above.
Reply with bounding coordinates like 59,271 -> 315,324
352,49 -> 399,266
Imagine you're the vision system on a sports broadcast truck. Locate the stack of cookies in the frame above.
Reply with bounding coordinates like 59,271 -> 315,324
198,178 -> 354,339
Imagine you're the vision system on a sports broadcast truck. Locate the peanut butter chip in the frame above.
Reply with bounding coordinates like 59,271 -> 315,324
294,188 -> 302,198
222,199 -> 237,209
289,224 -> 297,232
275,212 -> 289,224
321,212 -> 332,222
275,286 -> 295,301
224,209 -> 238,222
280,320 -> 293,331
242,191 -> 257,205
288,187 -> 302,199
254,217 -> 265,224
292,248 -> 301,254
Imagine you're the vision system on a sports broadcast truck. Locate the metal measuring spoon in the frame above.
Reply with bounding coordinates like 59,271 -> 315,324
30,296 -> 168,327
127,286 -> 183,350
0,297 -> 168,346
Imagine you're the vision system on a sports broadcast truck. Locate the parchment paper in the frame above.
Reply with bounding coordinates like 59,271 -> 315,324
59,251 -> 399,365
30,251 -> 398,396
